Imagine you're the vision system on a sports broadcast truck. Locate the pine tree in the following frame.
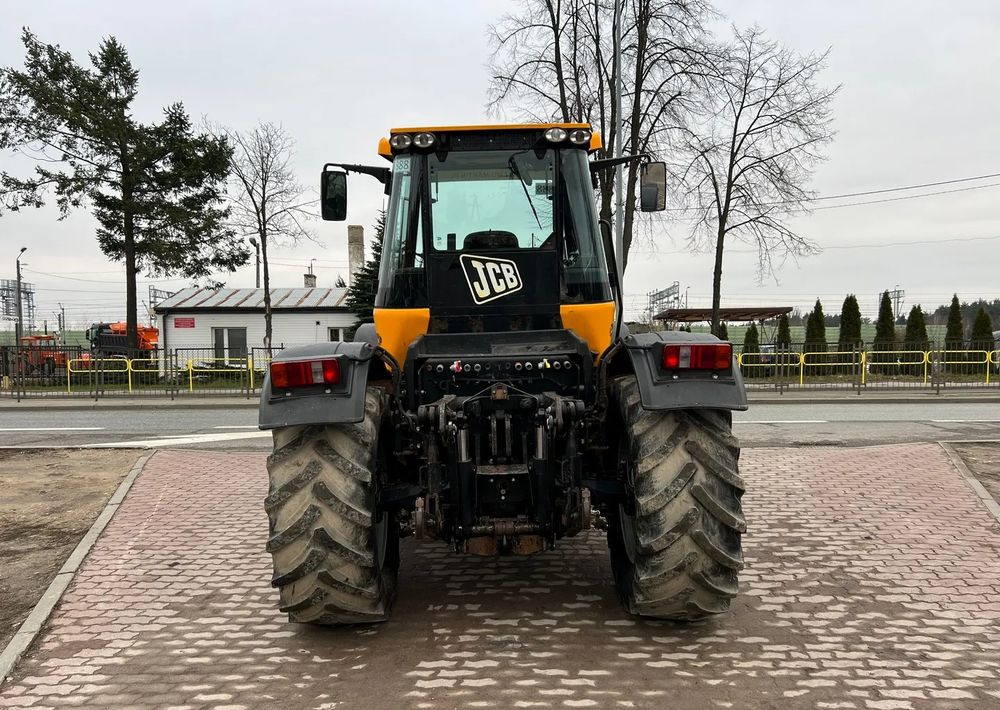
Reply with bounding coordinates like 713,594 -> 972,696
776,314 -> 791,348
945,294 -> 964,350
804,300 -> 828,375
344,210 -> 386,334
903,305 -> 929,348
0,31 -> 242,353
718,322 -> 729,341
969,307 -> 995,352
872,291 -> 897,374
903,305 -> 929,376
805,299 -> 827,350
838,294 -> 862,348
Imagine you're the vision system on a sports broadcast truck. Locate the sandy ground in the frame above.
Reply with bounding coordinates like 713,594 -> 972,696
952,442 -> 1000,505
0,449 -> 140,650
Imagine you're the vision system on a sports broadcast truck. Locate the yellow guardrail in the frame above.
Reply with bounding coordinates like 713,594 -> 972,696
184,357 -> 251,392
738,347 -> 998,386
66,357 -> 129,393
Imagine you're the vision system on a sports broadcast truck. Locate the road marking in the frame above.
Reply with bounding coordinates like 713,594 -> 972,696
0,427 -> 106,431
735,420 -> 828,424
931,419 -> 1000,423
213,425 -> 259,429
85,431 -> 271,448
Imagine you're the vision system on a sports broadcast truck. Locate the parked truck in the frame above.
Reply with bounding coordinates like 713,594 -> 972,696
85,322 -> 158,358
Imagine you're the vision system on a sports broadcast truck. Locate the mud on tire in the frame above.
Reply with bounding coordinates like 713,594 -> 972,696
608,375 -> 745,621
265,387 -> 398,624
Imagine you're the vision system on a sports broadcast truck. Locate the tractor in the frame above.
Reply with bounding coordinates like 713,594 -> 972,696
259,123 -> 747,624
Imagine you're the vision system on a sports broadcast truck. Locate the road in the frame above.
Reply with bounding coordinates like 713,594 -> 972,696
1,401 -> 999,449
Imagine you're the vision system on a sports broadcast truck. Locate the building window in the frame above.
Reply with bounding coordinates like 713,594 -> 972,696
213,327 -> 248,361
329,327 -> 345,342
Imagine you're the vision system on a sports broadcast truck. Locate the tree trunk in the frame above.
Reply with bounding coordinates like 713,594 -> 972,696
711,225 -> 725,338
261,230 -> 272,353
124,220 -> 138,355
545,0 -> 570,122
620,0 -> 649,276
121,177 -> 139,356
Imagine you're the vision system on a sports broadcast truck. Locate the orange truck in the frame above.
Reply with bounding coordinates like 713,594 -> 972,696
18,334 -> 69,375
86,322 -> 159,358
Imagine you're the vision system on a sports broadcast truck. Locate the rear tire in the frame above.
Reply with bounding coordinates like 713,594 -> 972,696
265,387 -> 398,624
608,375 -> 745,620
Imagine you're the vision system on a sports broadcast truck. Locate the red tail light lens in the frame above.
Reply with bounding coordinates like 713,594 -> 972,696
270,358 -> 341,388
662,344 -> 732,371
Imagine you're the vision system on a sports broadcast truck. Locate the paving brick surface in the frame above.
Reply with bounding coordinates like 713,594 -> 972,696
2,444 -> 999,709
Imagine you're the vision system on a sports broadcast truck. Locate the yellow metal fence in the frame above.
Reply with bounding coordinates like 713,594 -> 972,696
737,348 -> 1000,387
4,344 -> 999,397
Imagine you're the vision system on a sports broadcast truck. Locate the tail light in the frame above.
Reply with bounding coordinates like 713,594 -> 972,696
270,358 -> 341,389
662,344 -> 732,371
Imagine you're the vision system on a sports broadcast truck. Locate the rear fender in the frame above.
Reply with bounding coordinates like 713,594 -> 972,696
617,331 -> 748,412
259,342 -> 377,429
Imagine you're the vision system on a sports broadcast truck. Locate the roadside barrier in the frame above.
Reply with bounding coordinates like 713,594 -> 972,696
1,343 -> 998,399
735,344 -> 999,391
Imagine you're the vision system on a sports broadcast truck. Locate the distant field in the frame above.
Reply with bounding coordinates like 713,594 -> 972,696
0,330 -> 89,347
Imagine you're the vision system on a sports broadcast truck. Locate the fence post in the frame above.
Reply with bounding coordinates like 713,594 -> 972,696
127,358 -> 133,393
854,345 -> 861,395
188,358 -> 194,393
248,355 -> 255,398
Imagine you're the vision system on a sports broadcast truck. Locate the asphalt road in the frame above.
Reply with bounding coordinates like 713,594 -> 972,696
1,401 -> 999,450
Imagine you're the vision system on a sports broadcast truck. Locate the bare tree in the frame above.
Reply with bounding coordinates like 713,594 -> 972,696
487,0 -> 714,272
221,122 -> 313,350
682,27 -> 838,336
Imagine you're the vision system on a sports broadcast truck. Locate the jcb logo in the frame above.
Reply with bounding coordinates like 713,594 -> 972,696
460,254 -> 523,304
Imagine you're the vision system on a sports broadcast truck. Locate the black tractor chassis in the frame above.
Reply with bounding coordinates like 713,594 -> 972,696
400,329 -> 602,555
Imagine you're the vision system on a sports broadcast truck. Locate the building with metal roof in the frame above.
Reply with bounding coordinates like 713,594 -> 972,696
153,286 -> 356,357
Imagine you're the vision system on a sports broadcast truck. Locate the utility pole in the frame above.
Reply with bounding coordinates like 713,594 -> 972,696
57,303 -> 66,344
888,285 -> 905,321
249,237 -> 261,288
612,0 -> 624,285
15,247 -> 26,344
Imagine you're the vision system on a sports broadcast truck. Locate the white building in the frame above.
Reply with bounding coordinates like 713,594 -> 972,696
154,286 -> 356,359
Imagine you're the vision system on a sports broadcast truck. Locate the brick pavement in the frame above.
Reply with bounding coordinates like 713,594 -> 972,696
1,444 -> 999,710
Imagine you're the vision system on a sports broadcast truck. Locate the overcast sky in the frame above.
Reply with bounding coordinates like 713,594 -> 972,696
2,0 -> 999,329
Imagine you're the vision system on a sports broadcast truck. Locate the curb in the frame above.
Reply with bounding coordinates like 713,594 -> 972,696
747,394 -> 1000,405
0,451 -> 155,685
939,442 -> 1000,524
0,400 -> 258,412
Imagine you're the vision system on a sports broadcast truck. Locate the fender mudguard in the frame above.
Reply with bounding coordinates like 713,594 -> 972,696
620,331 -> 748,412
258,341 -> 377,429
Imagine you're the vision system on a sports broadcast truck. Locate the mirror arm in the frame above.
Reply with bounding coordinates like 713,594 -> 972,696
589,153 -> 651,174
324,162 -> 391,185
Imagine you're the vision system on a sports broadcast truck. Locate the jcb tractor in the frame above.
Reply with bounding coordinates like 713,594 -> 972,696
259,123 -> 747,624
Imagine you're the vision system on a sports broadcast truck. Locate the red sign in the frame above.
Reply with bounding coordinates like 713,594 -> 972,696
174,317 -> 196,328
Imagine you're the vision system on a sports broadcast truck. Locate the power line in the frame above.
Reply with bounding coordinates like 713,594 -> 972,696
631,232 -> 1000,256
805,171 -> 1000,201
667,170 -> 1000,212
810,182 -> 1000,211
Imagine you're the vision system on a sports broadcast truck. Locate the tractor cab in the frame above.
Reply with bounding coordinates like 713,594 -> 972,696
321,124 -> 665,364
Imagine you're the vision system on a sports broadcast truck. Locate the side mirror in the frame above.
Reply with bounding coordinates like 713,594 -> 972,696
639,161 -> 666,212
321,170 -> 348,221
